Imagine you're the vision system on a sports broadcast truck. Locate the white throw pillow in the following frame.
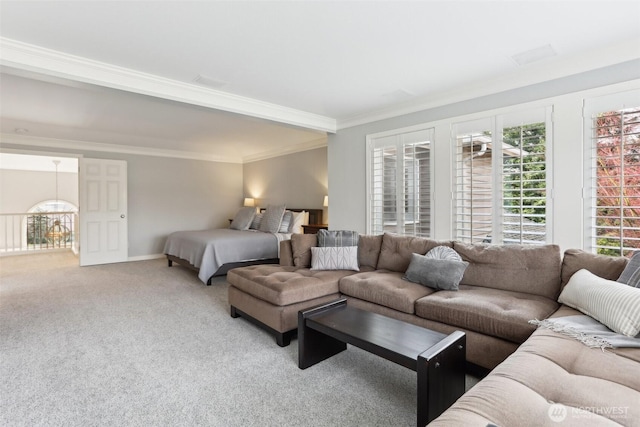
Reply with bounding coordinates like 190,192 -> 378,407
310,246 -> 359,271
289,211 -> 306,234
559,269 -> 640,337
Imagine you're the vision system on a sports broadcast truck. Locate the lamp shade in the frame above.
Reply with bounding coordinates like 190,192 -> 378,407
323,195 -> 329,207
243,198 -> 255,207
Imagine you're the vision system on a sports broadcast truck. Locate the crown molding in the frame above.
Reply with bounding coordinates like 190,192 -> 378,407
242,137 -> 327,163
0,37 -> 336,133
0,134 -> 243,164
337,38 -> 640,130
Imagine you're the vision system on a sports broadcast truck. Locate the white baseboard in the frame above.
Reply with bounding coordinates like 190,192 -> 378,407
128,254 -> 165,262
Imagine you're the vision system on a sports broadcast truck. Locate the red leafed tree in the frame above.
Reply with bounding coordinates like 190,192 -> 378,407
595,107 -> 640,256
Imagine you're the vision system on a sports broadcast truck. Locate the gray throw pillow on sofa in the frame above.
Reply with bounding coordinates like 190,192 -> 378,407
317,229 -> 359,247
617,251 -> 640,288
403,253 -> 469,291
425,245 -> 462,261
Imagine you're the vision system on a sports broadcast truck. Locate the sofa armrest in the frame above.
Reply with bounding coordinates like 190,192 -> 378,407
280,240 -> 294,266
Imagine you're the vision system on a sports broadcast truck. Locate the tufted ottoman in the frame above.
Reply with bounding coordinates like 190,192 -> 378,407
228,265 -> 352,346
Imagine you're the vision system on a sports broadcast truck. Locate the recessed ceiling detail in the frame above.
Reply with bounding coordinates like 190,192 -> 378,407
510,45 -> 558,67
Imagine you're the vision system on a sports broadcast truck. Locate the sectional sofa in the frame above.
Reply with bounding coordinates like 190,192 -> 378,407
227,232 -> 640,425
228,232 -> 562,370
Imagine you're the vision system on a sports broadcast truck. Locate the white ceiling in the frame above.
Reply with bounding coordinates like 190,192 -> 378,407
0,152 -> 78,173
1,1 -> 639,163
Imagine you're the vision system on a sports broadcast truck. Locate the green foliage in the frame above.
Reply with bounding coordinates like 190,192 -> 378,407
27,214 -> 49,244
502,123 -> 546,224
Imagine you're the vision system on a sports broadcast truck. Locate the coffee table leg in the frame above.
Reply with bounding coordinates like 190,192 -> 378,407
416,331 -> 466,426
298,299 -> 348,369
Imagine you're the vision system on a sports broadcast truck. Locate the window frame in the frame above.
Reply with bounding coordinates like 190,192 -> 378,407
365,124 -> 434,237
452,106 -> 553,245
583,89 -> 640,255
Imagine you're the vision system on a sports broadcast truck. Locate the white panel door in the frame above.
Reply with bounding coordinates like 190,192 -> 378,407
79,158 -> 128,266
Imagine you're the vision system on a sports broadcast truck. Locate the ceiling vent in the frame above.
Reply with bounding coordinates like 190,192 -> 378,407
193,74 -> 228,89
510,44 -> 558,67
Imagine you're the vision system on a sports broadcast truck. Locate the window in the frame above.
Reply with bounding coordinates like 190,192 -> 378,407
366,127 -> 433,237
453,108 -> 552,245
588,106 -> 640,256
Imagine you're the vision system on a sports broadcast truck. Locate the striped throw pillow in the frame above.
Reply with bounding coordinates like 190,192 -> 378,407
317,229 -> 359,247
425,245 -> 461,261
559,269 -> 640,337
617,251 -> 640,288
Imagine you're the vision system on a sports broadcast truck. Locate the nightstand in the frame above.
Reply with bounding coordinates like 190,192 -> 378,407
302,224 -> 328,234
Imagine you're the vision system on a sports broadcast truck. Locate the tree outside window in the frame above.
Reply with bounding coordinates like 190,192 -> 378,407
594,107 -> 640,256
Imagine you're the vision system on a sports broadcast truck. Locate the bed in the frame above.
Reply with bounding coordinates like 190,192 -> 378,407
164,207 -> 322,285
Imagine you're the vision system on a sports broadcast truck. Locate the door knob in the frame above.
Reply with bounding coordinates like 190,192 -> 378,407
121,214 -> 125,218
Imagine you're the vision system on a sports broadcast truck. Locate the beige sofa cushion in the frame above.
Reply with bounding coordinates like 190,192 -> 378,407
415,285 -> 559,344
454,242 -> 562,299
279,239 -> 294,266
429,306 -> 640,426
291,233 -> 318,268
358,234 -> 383,269
227,264 -> 352,306
339,270 -> 435,314
376,233 -> 453,273
560,248 -> 628,289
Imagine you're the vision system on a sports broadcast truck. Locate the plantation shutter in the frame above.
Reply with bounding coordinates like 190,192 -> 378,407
584,92 -> 640,256
367,128 -> 433,237
584,90 -> 640,256
453,118 -> 494,243
369,135 -> 398,235
501,119 -> 548,244
453,108 -> 551,245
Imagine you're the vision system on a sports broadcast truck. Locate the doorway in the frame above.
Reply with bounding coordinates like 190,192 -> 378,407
0,152 -> 79,257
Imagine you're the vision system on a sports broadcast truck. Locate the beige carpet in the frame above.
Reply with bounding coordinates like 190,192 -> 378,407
0,251 -> 478,426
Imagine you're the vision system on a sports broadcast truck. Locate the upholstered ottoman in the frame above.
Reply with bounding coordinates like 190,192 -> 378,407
228,264 -> 350,346
227,234 -> 359,346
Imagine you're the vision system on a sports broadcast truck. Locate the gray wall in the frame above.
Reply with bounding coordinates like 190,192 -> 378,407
0,144 -> 242,258
328,60 -> 640,251
243,146 -> 328,222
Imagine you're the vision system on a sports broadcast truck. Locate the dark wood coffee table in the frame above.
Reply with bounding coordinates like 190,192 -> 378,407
298,298 -> 465,426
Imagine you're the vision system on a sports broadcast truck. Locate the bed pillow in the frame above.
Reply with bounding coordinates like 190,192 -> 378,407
317,229 -> 359,247
403,253 -> 468,291
289,211 -> 306,234
559,268 -> 640,337
278,211 -> 293,233
249,212 -> 263,230
310,246 -> 359,271
259,204 -> 286,233
617,251 -> 640,288
229,207 -> 256,230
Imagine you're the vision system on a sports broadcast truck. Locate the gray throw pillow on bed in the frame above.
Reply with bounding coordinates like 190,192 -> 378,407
404,253 -> 469,291
259,204 -> 286,233
250,212 -> 263,230
230,207 -> 256,230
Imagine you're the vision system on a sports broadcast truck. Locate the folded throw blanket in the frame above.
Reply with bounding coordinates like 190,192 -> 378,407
529,315 -> 640,350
